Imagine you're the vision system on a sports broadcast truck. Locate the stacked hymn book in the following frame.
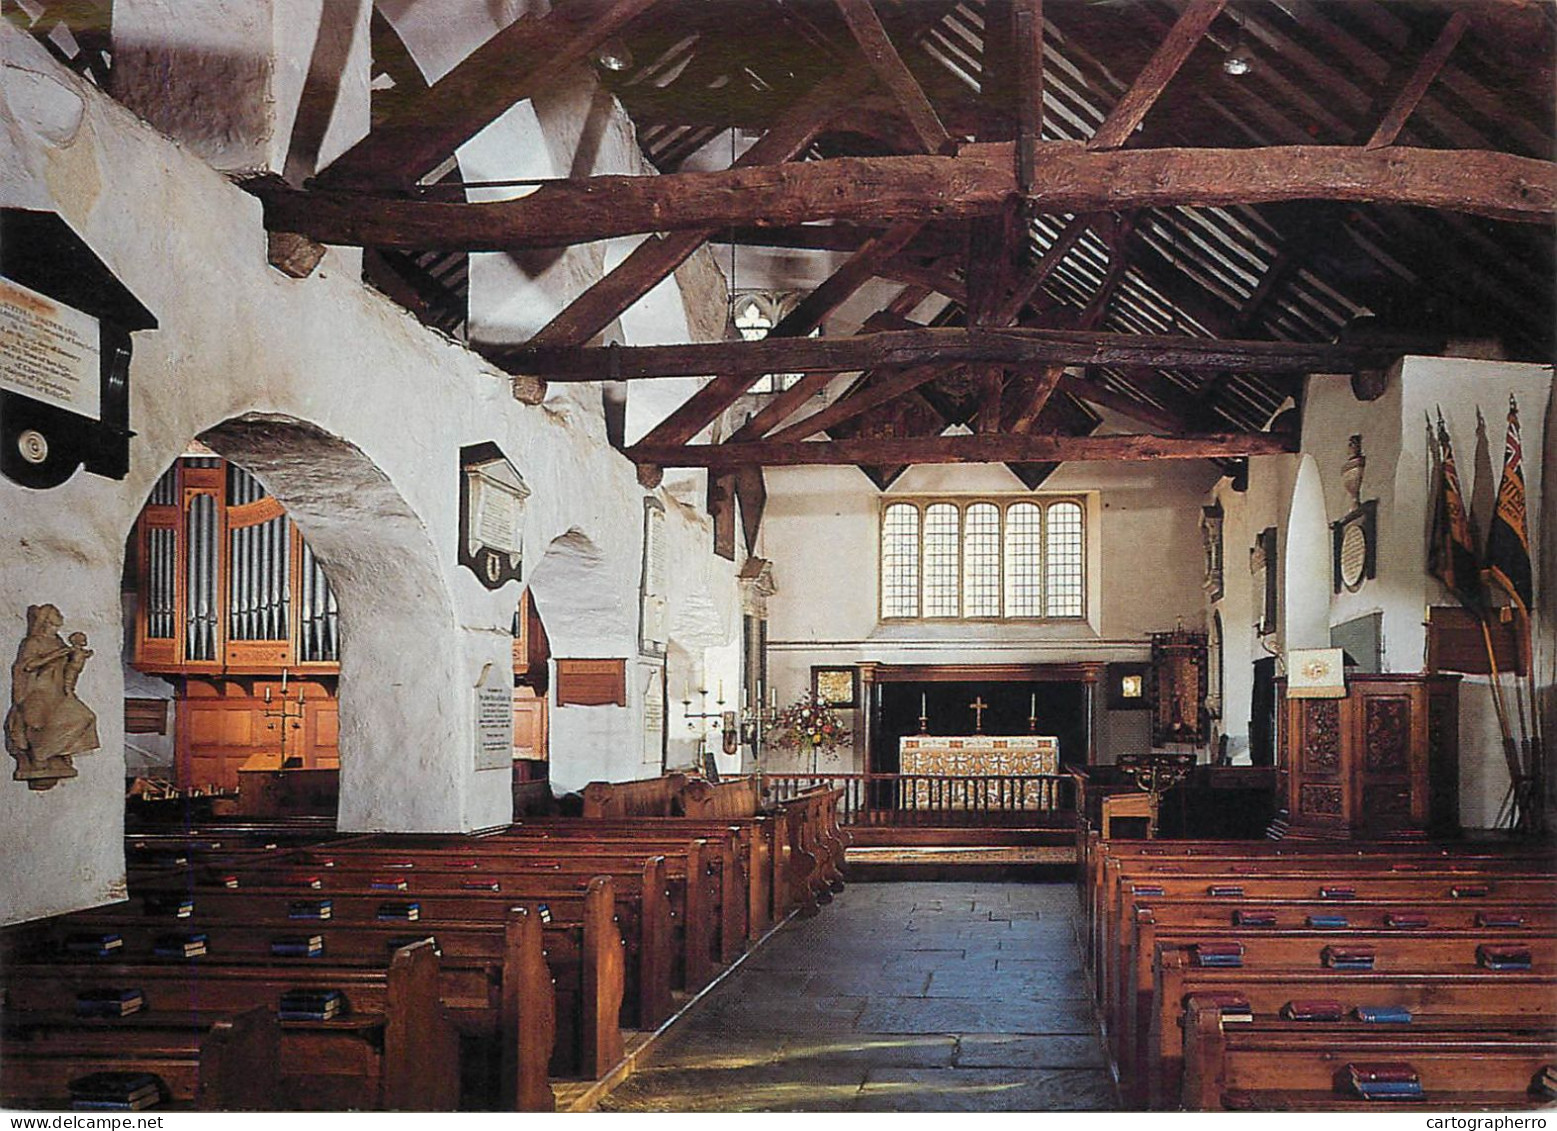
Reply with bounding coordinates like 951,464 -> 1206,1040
1196,992 -> 1252,1023
74,988 -> 144,1017
152,932 -> 207,959
1343,1063 -> 1423,1101
279,988 -> 344,1021
270,935 -> 325,958
63,933 -> 121,958
69,1072 -> 164,1111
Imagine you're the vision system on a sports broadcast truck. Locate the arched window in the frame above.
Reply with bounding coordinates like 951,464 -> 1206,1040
880,497 -> 1087,621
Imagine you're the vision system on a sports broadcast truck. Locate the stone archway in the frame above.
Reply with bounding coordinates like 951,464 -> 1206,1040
196,414 -> 465,831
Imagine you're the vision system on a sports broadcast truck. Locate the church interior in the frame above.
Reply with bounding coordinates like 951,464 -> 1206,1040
2,0 -> 1555,1114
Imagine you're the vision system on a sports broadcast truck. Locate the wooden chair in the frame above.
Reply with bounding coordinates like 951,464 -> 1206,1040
1102,791 -> 1154,838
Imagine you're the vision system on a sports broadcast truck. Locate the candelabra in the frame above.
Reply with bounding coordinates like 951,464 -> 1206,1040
683,684 -> 726,734
1115,751 -> 1197,837
261,671 -> 306,767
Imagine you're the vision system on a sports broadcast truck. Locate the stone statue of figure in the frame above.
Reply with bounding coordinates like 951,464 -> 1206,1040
5,604 -> 100,790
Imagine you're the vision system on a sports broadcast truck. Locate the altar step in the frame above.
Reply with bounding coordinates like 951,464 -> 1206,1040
843,825 -> 1077,882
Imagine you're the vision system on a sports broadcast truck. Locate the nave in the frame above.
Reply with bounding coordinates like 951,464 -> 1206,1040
600,881 -> 1118,1113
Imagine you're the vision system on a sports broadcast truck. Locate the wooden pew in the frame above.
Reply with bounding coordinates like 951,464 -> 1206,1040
773,786 -> 849,918
1147,949 -> 1557,1110
293,835 -> 725,989
2,939 -> 459,1110
507,820 -> 757,952
573,786 -> 780,936
1098,860 -> 1557,1023
1181,998 -> 1557,1111
1126,924 -> 1557,1106
582,774 -> 690,818
1,1006 -> 277,1111
9,903 -> 563,1107
1115,895 -> 1557,1103
130,862 -> 673,1032
1078,837 -> 1557,1109
676,776 -> 763,819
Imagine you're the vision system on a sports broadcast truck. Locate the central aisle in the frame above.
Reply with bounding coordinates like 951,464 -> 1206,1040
598,881 -> 1118,1112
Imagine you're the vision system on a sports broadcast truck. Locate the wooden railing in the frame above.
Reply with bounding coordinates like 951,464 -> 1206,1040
758,772 -> 1078,827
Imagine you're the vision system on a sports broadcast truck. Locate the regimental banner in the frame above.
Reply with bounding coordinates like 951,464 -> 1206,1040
0,276 -> 102,421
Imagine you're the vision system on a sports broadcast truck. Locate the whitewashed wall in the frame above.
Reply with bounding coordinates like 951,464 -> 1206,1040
1213,360 -> 1552,828
760,447 -> 1222,770
0,18 -> 739,923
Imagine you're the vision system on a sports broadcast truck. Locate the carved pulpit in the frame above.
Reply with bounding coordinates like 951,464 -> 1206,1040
1277,673 -> 1461,839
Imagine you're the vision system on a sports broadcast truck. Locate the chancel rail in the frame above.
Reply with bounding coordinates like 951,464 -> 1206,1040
761,772 -> 1076,827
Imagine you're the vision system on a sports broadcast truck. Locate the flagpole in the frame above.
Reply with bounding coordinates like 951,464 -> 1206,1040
1474,608 -> 1524,821
1488,578 -> 1543,835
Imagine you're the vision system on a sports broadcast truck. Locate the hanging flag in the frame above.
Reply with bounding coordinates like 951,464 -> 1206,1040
1486,395 -> 1533,613
1428,410 -> 1483,610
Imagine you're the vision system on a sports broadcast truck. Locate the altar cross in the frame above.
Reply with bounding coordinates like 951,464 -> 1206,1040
969,696 -> 989,734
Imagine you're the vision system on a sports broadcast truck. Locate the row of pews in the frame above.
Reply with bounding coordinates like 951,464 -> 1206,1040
1079,829 -> 1557,1110
1,775 -> 847,1112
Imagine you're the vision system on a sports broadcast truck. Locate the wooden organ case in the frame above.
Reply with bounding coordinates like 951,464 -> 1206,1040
131,457 -> 340,791
1276,673 -> 1461,839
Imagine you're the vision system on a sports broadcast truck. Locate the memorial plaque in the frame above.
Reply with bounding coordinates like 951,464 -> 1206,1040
459,442 -> 528,590
0,277 -> 101,420
556,659 -> 627,707
474,665 -> 513,770
642,666 -> 665,765
639,499 -> 667,656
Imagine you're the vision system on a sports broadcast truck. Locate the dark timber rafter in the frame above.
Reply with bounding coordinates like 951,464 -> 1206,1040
625,431 -> 1298,470
258,144 -> 1556,249
631,218 -> 927,448
1085,0 -> 1226,151
728,286 -> 933,444
1365,10 -> 1472,150
834,0 -> 951,154
314,0 -> 663,191
523,65 -> 880,351
493,326 -> 1395,382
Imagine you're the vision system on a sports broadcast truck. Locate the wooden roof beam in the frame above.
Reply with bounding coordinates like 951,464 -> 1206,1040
1057,372 -> 1187,433
835,0 -> 952,154
494,325 -> 1395,382
522,65 -> 879,353
1014,0 -> 1043,192
1365,11 -> 1472,150
315,0 -> 662,191
630,217 -> 926,449
765,362 -> 949,443
727,285 -> 934,444
625,430 -> 1297,470
259,144 -> 1557,249
1087,0 -> 1226,151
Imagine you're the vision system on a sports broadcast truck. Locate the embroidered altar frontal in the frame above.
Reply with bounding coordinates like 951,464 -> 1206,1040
899,735 -> 1060,808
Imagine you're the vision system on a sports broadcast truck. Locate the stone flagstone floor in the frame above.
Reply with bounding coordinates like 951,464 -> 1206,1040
597,881 -> 1118,1112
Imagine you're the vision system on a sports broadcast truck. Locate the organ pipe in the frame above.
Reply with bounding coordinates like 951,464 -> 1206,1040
138,457 -> 338,670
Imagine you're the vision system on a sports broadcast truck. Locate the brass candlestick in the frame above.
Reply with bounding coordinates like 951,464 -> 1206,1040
261,677 -> 306,766
1117,752 -> 1197,838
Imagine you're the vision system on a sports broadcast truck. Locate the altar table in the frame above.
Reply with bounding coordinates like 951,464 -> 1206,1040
899,734 -> 1060,808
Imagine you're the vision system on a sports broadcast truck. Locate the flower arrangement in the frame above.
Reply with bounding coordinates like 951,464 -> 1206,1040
770,692 -> 850,754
